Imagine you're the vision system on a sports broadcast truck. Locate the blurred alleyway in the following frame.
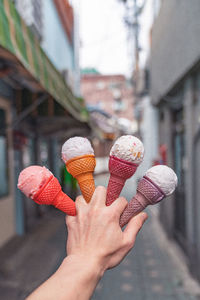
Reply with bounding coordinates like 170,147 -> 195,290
0,174 -> 200,300
93,175 -> 200,300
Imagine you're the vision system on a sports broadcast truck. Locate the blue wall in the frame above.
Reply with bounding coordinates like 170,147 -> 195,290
42,0 -> 74,72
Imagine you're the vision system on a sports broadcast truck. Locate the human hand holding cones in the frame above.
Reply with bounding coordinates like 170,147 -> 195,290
18,166 -> 76,216
17,137 -> 177,228
106,135 -> 144,206
62,137 -> 96,203
119,165 -> 178,227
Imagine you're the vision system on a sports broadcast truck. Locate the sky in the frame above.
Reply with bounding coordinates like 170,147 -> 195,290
79,0 -> 155,76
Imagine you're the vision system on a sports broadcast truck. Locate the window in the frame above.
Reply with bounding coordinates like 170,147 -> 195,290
0,109 -> 8,197
113,99 -> 126,112
96,81 -> 105,90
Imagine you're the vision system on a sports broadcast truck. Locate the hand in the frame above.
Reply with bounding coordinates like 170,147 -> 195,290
27,186 -> 147,300
66,186 -> 148,274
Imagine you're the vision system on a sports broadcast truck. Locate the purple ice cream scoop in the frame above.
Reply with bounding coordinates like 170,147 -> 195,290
120,165 -> 178,227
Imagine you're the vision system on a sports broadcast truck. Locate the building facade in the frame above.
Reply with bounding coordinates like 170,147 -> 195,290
0,0 -> 89,247
150,0 -> 200,281
81,74 -> 137,132
81,73 -> 137,156
0,82 -> 15,247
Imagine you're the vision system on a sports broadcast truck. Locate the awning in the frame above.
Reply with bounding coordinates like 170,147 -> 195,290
0,0 -> 88,122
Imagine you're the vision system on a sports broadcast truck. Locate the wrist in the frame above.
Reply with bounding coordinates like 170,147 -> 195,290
28,254 -> 105,300
62,254 -> 105,280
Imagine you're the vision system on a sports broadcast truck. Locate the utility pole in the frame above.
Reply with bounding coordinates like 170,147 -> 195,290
133,0 -> 139,78
123,0 -> 146,136
124,0 -> 146,88
133,0 -> 140,136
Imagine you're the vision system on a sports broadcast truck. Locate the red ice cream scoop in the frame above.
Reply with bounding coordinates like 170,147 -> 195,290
18,165 -> 76,216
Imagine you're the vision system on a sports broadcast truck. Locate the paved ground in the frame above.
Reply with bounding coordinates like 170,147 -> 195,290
0,174 -> 200,299
0,210 -> 67,299
93,175 -> 200,300
92,211 -> 199,300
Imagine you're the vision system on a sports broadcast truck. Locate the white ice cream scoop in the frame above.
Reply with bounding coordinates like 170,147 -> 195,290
62,137 -> 94,162
145,165 -> 178,196
61,136 -> 96,203
110,135 -> 144,164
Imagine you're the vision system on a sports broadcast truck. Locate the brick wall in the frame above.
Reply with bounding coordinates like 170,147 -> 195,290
81,74 -> 134,121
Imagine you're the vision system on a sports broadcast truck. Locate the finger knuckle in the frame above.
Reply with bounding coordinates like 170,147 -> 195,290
87,209 -> 95,219
91,206 -> 100,218
136,219 -> 144,229
76,195 -> 84,203
119,196 -> 128,204
115,197 -> 128,209
95,186 -> 106,193
100,208 -> 112,221
112,210 -> 119,220
66,216 -> 74,228
125,239 -> 134,250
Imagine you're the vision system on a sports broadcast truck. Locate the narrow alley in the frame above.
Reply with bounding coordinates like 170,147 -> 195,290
0,174 -> 199,300
0,1 -> 200,299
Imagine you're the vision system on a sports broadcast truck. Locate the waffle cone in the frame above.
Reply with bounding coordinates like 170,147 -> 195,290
106,175 -> 126,206
66,154 -> 96,203
34,176 -> 76,216
119,192 -> 146,227
106,156 -> 138,205
119,177 -> 165,227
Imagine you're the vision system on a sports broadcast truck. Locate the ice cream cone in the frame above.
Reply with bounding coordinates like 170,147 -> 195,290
18,166 -> 76,216
119,176 -> 165,227
106,156 -> 138,206
66,154 -> 96,203
119,165 -> 178,227
106,135 -> 144,206
34,175 -> 76,215
62,137 -> 96,203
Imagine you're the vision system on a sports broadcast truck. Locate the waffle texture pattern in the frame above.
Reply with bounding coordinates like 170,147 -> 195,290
106,156 -> 138,206
119,176 -> 165,227
66,154 -> 96,203
34,176 -> 76,216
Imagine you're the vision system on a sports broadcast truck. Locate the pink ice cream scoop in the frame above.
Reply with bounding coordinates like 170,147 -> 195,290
18,166 -> 76,216
119,165 -> 178,227
106,135 -> 144,206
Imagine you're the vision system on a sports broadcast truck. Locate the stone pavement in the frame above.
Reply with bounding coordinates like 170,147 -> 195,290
92,208 -> 200,300
0,174 -> 199,299
92,174 -> 200,300
0,210 -> 67,299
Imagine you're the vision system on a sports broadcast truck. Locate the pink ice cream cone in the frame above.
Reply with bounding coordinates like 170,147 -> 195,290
18,166 -> 76,216
106,156 -> 138,206
119,165 -> 178,227
106,135 -> 144,206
